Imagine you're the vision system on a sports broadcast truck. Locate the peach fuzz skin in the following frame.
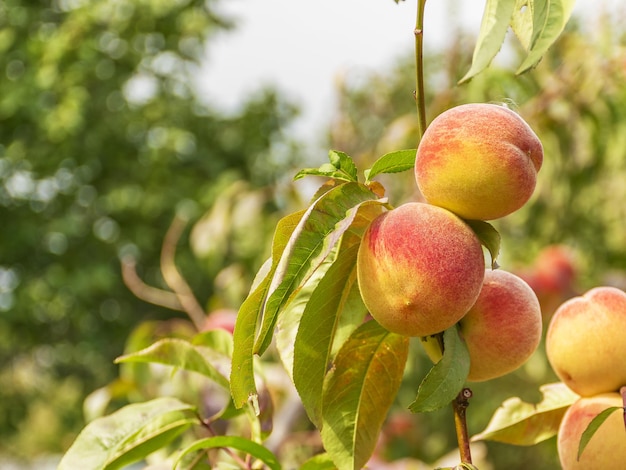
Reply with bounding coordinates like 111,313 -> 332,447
356,202 -> 485,337
557,393 -> 626,470
415,103 -> 543,221
459,269 -> 542,382
546,286 -> 626,397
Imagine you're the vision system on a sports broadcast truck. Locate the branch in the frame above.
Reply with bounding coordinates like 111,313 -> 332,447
121,255 -> 184,311
453,387 -> 473,464
160,214 -> 207,331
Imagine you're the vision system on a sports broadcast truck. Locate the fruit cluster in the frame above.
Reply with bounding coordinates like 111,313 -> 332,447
357,103 -> 545,381
546,287 -> 626,469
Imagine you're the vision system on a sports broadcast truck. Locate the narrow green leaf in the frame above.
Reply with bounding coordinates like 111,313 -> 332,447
459,0 -> 517,83
294,150 -> 358,183
529,0 -> 552,48
275,251 -> 338,383
230,211 -> 305,410
511,0 -> 535,49
321,321 -> 409,470
292,242 -> 363,428
464,219 -> 501,268
254,183 -> 382,355
364,149 -> 416,182
472,382 -> 579,445
277,201 -> 382,400
115,338 -> 229,389
516,0 -> 575,73
329,150 -> 359,182
230,277 -> 267,412
174,436 -> 281,470
409,326 -> 470,413
577,406 -> 623,461
58,398 -> 197,470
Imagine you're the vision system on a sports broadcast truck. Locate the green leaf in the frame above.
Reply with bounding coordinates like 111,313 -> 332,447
409,326 -> 470,413
300,453 -> 337,470
577,405 -> 623,461
115,338 -> 229,389
254,182 -> 383,355
515,0 -> 576,73
321,320 -> 409,470
58,398 -> 197,470
459,0 -> 517,83
230,210 -> 305,410
291,242 -> 363,428
294,150 -> 359,183
511,0 -> 535,48
464,219 -> 501,268
275,251 -> 338,383
174,435 -> 281,470
364,149 -> 416,182
192,328 -> 234,358
472,382 -> 579,445
290,202 -> 382,427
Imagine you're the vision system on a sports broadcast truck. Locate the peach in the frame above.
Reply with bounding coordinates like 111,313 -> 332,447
415,103 -> 543,220
458,269 -> 542,382
546,287 -> 626,396
356,202 -> 485,337
557,393 -> 626,470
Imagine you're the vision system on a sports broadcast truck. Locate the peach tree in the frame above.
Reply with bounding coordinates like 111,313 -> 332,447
56,1 -> 625,469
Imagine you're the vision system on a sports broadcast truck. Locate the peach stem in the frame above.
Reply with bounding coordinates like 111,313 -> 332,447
453,387 -> 473,464
414,0 -> 428,140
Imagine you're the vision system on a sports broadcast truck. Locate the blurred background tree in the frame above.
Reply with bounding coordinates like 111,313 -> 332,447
0,0 -> 302,460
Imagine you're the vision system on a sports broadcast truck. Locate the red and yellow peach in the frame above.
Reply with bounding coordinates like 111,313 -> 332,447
415,103 -> 543,221
546,286 -> 626,397
357,202 -> 485,337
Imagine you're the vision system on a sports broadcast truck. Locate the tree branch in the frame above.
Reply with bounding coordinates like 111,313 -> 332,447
121,255 -> 184,311
160,214 -> 207,331
453,387 -> 473,464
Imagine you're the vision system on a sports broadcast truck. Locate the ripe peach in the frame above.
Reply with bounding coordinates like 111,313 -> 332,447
415,103 -> 543,220
356,202 -> 485,337
557,393 -> 626,470
546,287 -> 626,396
459,269 -> 542,382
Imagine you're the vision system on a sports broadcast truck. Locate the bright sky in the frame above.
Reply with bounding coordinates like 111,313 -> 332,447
199,0 -> 482,147
198,0 -> 615,149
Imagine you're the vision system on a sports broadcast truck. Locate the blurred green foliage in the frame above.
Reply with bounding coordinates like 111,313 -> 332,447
0,0 -> 301,459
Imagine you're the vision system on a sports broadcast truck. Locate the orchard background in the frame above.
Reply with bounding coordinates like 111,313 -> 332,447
1,0 -> 626,469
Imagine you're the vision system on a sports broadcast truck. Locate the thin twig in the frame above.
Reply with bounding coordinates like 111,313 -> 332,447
160,214 -> 207,331
453,387 -> 473,464
120,255 -> 184,311
414,0 -> 428,139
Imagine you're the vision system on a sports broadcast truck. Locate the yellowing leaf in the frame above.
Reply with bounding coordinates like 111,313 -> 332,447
515,0 -> 576,73
459,0 -> 517,83
472,382 -> 579,445
321,321 -> 409,470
